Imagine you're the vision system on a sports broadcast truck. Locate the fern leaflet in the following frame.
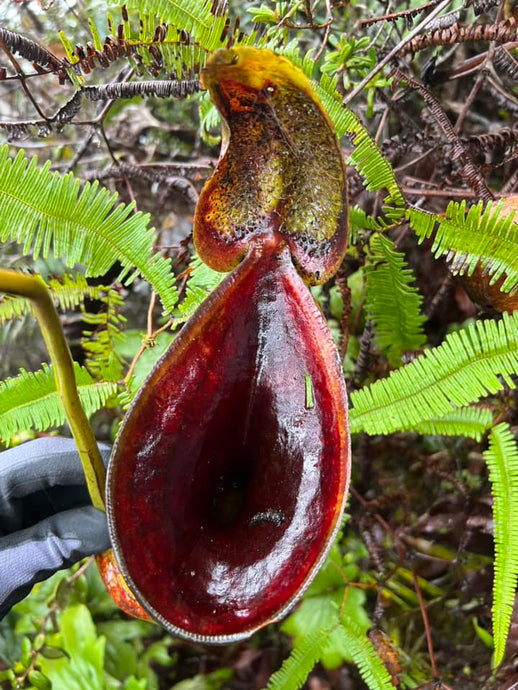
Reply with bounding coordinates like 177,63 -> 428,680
483,422 -> 518,668
348,205 -> 389,243
0,146 -> 177,313
350,312 -> 518,435
406,200 -> 518,293
0,294 -> 31,323
0,274 -> 111,325
50,274 -> 109,311
0,363 -> 117,444
115,0 -> 228,51
338,617 -> 395,690
178,255 -> 226,320
81,287 -> 126,381
315,77 -> 404,208
266,627 -> 332,690
365,234 -> 426,365
411,407 -> 493,440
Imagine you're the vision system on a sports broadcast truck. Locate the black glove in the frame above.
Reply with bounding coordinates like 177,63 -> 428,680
0,436 -> 111,618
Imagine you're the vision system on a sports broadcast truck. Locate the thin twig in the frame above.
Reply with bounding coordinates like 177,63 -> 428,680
0,37 -> 48,120
453,71 -> 485,134
147,292 -> 157,336
359,0 -> 439,25
312,0 -> 334,61
123,317 -> 173,385
411,564 -> 439,679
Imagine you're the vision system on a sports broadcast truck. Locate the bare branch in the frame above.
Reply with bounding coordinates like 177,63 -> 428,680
81,79 -> 200,101
0,27 -> 62,73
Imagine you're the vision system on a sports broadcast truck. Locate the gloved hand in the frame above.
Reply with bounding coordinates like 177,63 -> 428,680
0,436 -> 111,618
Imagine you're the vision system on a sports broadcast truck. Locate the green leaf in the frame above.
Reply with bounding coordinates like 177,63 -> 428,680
28,670 -> 52,690
20,636 -> 32,667
0,294 -> 31,323
0,146 -> 177,313
38,604 -> 106,690
103,635 -> 137,680
472,617 -> 494,650
40,646 -> 68,660
66,612 -> 104,673
274,593 -> 394,690
348,205 -> 389,242
198,90 -> 222,145
365,234 -> 426,365
350,312 -> 518,435
123,678 -> 148,690
247,5 -> 278,23
406,200 -> 518,294
0,669 -> 16,684
48,275 -> 109,312
483,423 -> 518,668
0,363 -> 117,444
170,670 -> 232,690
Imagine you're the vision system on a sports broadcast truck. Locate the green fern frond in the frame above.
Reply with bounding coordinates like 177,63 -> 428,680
365,234 -> 426,366
411,407 -> 493,440
0,294 -> 30,323
81,287 -> 126,381
0,363 -> 117,444
142,40 -> 205,78
126,17 -> 207,78
338,617 -> 395,690
0,146 -> 177,313
349,312 -> 518,435
115,0 -> 228,51
266,627 -> 332,690
349,205 -> 389,238
315,78 -> 404,208
273,40 -> 318,79
483,422 -> 518,668
0,274 -> 111,325
178,255 -> 226,319
59,10 -> 210,80
406,200 -> 518,294
199,90 -> 223,145
50,274 -> 107,311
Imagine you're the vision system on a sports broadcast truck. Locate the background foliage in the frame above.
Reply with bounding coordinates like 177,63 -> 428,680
0,0 -> 517,687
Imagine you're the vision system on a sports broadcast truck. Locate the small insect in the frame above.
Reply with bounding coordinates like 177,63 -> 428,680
249,509 -> 285,527
304,373 -> 314,409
